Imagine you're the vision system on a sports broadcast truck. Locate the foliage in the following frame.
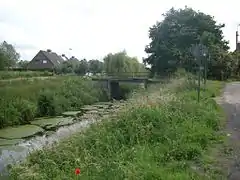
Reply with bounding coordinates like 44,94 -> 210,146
0,71 -> 53,80
74,59 -> 88,75
144,6 -> 231,79
17,60 -> 29,69
0,51 -> 9,70
104,51 -> 148,77
0,41 -> 20,68
9,79 -> 224,180
0,76 -> 108,128
88,59 -> 104,75
57,61 -> 74,74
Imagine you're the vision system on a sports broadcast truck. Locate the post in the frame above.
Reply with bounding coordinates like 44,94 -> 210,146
203,54 -> 207,90
144,79 -> 148,89
197,65 -> 201,102
107,80 -> 111,100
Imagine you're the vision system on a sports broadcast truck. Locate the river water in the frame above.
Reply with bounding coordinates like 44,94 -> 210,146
0,117 -> 98,178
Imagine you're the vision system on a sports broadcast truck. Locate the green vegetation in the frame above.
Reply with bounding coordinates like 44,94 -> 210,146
0,76 -> 108,129
0,125 -> 44,139
31,117 -> 74,130
0,71 -> 53,80
103,51 -> 148,77
8,79 -> 225,179
144,7 -> 240,80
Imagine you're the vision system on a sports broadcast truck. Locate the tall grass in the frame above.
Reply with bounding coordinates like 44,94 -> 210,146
0,71 -> 53,80
0,76 -> 108,128
9,78 -> 225,180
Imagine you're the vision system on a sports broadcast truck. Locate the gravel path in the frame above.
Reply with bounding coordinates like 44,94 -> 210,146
221,82 -> 240,180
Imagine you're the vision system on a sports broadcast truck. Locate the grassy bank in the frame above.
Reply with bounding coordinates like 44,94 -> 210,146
0,71 -> 53,80
0,76 -> 108,128
9,78 -> 225,180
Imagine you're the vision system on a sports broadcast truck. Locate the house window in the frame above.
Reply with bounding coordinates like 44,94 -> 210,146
43,60 -> 47,64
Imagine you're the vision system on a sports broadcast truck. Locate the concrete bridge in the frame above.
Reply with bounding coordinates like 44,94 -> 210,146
92,73 -> 161,99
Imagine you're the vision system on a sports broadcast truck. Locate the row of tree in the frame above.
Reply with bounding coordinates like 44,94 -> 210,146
0,41 -> 147,77
143,6 -> 240,80
56,51 -> 147,76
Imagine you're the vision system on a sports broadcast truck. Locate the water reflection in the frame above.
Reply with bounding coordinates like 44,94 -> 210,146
0,117 -> 97,176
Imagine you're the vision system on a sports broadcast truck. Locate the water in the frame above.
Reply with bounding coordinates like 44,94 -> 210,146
0,117 -> 98,177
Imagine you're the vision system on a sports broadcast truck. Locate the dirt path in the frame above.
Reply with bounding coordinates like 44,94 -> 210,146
220,82 -> 240,179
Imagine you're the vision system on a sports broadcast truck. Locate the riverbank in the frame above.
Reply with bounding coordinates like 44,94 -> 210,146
0,76 -> 108,128
0,101 -> 125,177
0,71 -> 53,80
8,78 -> 225,179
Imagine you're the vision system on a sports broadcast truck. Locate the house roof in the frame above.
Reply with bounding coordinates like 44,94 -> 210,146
41,50 -> 64,66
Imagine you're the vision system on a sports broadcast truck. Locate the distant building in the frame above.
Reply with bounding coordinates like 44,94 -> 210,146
27,49 -> 64,70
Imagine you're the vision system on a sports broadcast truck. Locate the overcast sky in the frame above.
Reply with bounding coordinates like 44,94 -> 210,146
0,0 -> 239,61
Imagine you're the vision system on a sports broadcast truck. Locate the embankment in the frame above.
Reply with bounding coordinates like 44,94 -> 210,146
0,76 -> 108,129
9,78 -> 225,180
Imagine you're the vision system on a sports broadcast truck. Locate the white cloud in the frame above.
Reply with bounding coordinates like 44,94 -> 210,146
0,0 -> 239,61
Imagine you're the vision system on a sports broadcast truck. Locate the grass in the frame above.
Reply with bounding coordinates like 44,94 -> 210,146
0,76 -> 108,128
0,70 -> 53,80
8,78 -> 225,180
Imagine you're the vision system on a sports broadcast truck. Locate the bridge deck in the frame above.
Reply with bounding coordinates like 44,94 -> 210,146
92,77 -> 162,83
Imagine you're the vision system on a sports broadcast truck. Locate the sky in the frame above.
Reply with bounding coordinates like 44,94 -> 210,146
0,0 -> 239,62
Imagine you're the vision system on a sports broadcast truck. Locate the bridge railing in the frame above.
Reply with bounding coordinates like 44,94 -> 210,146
96,72 -> 150,79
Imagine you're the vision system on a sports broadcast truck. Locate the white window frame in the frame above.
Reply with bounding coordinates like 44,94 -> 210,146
42,60 -> 47,64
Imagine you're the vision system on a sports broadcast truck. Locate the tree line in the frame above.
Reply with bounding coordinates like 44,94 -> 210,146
0,42 -> 147,77
55,51 -> 147,76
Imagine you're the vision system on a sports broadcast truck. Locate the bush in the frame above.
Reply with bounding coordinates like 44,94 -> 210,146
37,90 -> 56,116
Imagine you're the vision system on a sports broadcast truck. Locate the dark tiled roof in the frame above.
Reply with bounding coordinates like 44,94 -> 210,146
41,50 -> 64,66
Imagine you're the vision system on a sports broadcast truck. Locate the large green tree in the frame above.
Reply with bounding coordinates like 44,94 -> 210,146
144,7 -> 229,78
0,41 -> 20,67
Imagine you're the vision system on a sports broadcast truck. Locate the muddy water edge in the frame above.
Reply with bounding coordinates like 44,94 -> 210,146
0,101 -> 125,179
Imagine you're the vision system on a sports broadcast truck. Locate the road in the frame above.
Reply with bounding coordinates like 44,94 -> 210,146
220,82 -> 240,180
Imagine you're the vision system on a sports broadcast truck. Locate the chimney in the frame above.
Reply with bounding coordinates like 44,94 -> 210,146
71,56 -> 75,59
47,49 -> 52,53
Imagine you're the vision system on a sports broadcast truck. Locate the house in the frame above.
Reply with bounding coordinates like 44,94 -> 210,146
27,49 -> 64,70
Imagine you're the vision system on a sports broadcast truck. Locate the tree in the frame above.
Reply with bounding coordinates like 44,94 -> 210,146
144,6 -> 229,78
0,50 -> 9,70
103,51 -> 148,77
58,61 -> 74,74
74,59 -> 88,75
0,41 -> 20,67
18,60 -> 29,69
88,59 -> 104,75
